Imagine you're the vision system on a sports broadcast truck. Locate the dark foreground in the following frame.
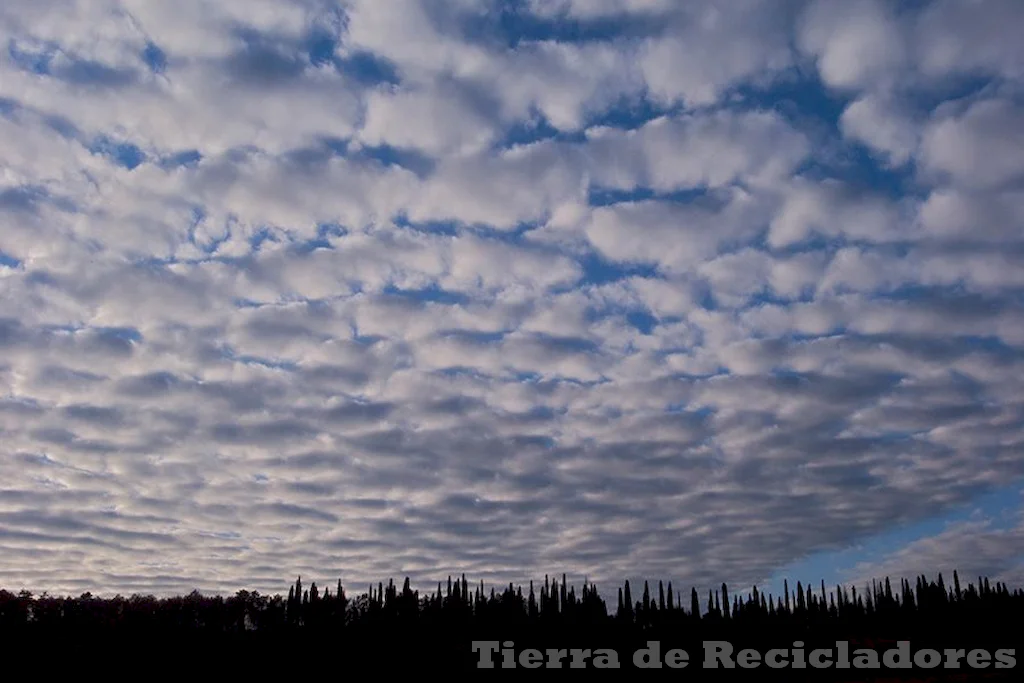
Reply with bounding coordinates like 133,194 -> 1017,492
2,571 -> 1020,678
8,628 -> 1019,679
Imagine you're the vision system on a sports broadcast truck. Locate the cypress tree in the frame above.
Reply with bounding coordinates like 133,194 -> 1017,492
336,581 -> 347,626
287,586 -> 295,624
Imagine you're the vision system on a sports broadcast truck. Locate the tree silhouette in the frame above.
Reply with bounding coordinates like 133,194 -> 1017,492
2,569 -> 1021,677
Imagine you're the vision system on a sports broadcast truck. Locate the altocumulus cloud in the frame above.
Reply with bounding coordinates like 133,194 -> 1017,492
1,0 -> 1024,598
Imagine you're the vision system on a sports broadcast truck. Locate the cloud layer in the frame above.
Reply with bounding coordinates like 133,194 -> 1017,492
1,0 -> 1023,597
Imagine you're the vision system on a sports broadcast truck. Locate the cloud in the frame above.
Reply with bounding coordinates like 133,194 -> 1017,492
914,0 -> 1024,82
526,0 -> 675,19
839,92 -> 919,166
359,82 -> 500,157
585,109 -> 810,191
0,0 -> 1023,599
768,177 -> 913,248
920,98 -> 1024,191
797,0 -> 907,91
639,1 -> 796,107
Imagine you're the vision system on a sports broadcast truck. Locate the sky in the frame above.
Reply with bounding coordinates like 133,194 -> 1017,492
1,0 -> 1024,601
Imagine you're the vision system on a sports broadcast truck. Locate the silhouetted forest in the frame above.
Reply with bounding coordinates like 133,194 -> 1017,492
2,571 -> 1019,678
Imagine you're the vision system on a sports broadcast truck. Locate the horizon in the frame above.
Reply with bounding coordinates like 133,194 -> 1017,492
1,568 -> 1011,610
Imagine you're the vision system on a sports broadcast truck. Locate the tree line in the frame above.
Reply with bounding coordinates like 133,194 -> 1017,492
1,570 -> 1017,633
1,570 -> 1019,676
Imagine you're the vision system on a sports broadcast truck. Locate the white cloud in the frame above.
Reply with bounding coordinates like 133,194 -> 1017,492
639,1 -> 794,107
585,109 -> 810,191
583,191 -> 768,273
491,40 -> 646,131
918,187 -> 1024,243
406,139 -> 585,229
920,98 -> 1024,191
526,0 -> 674,19
914,0 -> 1024,82
359,83 -> 499,157
839,92 -> 919,165
797,0 -> 907,91
768,178 -> 913,248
